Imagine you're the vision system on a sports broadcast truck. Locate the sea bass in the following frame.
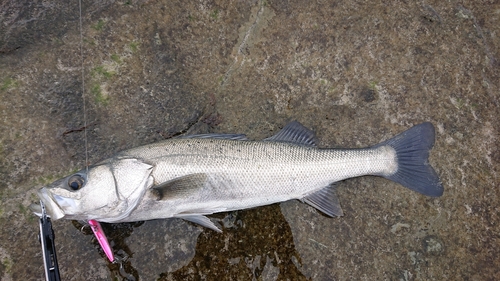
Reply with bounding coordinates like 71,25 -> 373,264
30,122 -> 443,232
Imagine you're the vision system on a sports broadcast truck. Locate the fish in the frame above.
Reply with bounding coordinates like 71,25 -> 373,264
30,121 -> 443,232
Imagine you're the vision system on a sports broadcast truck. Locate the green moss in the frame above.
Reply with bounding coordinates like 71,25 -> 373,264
91,83 -> 103,102
111,54 -> 122,63
83,38 -> 96,46
1,77 -> 18,91
129,41 -> 139,52
92,65 -> 115,79
30,193 -> 38,202
92,19 -> 105,31
37,174 -> 56,185
2,257 -> 12,273
91,83 -> 110,105
15,132 -> 22,139
368,80 -> 378,91
18,203 -> 28,215
18,202 -> 36,222
210,9 -> 219,19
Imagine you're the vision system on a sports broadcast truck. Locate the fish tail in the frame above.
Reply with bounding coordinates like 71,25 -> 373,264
375,122 -> 443,197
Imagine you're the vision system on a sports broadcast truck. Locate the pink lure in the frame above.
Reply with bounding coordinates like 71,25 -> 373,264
88,219 -> 114,262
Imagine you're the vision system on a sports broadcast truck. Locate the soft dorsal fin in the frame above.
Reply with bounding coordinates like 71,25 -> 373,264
264,121 -> 317,146
302,184 -> 344,217
150,173 -> 207,201
176,214 -> 222,233
180,134 -> 248,140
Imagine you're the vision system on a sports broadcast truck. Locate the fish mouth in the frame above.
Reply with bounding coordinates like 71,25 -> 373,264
29,187 -> 66,220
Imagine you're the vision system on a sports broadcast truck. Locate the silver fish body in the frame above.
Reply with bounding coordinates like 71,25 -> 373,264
31,122 -> 443,232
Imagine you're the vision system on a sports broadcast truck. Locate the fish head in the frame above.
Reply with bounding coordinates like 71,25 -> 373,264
30,158 -> 153,222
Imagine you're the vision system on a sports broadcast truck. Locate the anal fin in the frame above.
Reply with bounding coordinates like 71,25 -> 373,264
302,185 -> 344,217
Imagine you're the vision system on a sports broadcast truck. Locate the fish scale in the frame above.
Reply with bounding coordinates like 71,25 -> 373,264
31,121 -> 443,232
128,139 -> 388,189
113,133 -> 397,222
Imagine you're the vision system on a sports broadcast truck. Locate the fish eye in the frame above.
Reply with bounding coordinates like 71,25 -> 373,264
68,175 -> 85,191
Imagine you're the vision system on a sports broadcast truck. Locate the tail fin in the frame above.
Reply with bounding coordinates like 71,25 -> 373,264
375,122 -> 443,197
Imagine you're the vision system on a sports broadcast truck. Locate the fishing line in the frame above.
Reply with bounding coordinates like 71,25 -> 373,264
77,3 -> 134,280
78,0 -> 89,173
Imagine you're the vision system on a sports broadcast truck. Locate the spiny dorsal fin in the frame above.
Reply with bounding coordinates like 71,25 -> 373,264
264,121 -> 317,146
150,173 -> 207,201
302,184 -> 344,217
176,214 -> 222,233
180,134 -> 248,140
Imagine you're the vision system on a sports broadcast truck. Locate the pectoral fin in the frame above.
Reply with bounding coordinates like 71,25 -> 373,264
177,215 -> 222,233
150,173 -> 207,201
302,185 -> 344,217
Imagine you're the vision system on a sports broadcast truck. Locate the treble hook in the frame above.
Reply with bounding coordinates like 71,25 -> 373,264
113,250 -> 136,281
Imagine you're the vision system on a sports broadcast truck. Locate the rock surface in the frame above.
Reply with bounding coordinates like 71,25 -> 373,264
0,0 -> 498,280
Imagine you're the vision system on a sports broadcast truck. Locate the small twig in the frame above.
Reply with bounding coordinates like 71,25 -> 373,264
309,238 -> 328,249
62,122 -> 97,136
